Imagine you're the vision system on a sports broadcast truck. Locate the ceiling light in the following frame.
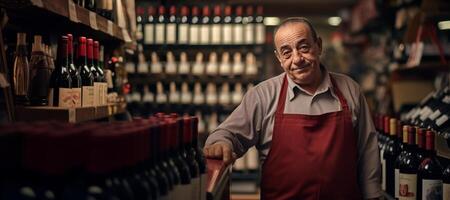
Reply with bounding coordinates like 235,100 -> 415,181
328,16 -> 342,26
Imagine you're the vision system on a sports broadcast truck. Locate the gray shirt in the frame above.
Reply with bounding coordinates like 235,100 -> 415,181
205,70 -> 381,199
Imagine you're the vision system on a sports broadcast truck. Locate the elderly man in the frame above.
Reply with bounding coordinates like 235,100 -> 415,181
203,17 -> 381,200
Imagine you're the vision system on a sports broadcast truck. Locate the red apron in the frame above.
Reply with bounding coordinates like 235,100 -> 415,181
261,75 -> 362,200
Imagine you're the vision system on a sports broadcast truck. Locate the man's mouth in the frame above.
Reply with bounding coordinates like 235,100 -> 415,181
291,64 -> 310,71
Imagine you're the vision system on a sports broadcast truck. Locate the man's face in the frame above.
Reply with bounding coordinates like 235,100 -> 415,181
274,22 -> 322,86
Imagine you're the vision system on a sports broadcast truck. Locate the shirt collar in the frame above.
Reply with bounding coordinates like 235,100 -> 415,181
286,66 -> 335,101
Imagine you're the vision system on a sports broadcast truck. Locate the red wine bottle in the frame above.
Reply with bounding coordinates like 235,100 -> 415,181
399,126 -> 420,199
417,130 -> 443,200
384,118 -> 400,196
50,36 -> 72,107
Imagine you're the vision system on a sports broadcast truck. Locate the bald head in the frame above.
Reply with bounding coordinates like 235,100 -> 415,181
274,17 -> 318,44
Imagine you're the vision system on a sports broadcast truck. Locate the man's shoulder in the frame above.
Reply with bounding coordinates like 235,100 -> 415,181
329,71 -> 361,92
252,73 -> 284,94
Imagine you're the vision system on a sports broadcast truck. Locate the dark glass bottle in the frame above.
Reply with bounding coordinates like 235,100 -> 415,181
399,126 -> 420,199
67,34 -> 82,88
29,35 -> 51,106
394,125 -> 408,199
183,117 -> 200,200
51,36 -> 72,106
222,6 -> 232,45
173,117 -> 193,198
166,6 -> 177,44
384,118 -> 400,197
155,5 -> 166,45
443,164 -> 450,200
93,41 -> 104,82
417,130 -> 443,200
87,38 -> 99,83
177,6 -> 189,45
211,5 -> 221,45
380,116 -> 390,192
157,119 -> 177,199
13,32 -> 30,105
200,5 -> 210,45
77,37 -> 93,87
189,6 -> 200,45
148,119 -> 170,199
192,116 -> 207,200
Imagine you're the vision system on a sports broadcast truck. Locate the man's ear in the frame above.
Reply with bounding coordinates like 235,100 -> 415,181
316,37 -> 323,55
274,49 -> 282,64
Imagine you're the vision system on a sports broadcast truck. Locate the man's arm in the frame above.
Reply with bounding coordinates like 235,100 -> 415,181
203,87 -> 263,165
357,90 -> 382,199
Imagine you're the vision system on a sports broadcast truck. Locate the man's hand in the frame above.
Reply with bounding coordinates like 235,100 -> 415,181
203,142 -> 236,165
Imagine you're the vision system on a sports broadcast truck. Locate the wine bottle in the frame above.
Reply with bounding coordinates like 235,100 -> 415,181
232,52 -> 244,76
380,116 -> 390,191
245,52 -> 258,76
136,6 -> 145,43
178,52 -> 190,77
78,37 -> 94,107
206,83 -> 217,105
136,45 -> 148,74
191,117 -> 207,200
189,6 -> 200,45
166,5 -> 177,45
232,83 -> 243,105
384,118 -> 400,197
399,126 -> 420,199
395,125 -> 409,199
180,82 -> 192,105
191,52 -> 205,76
155,5 -> 166,45
183,117 -> 200,200
165,51 -> 177,75
205,52 -> 218,76
13,32 -> 30,105
87,38 -> 100,106
222,6 -> 232,45
219,52 -> 231,77
417,130 -> 443,200
156,81 -> 167,104
200,5 -> 210,45
443,164 -> 450,200
51,36 -> 72,107
211,5 -> 222,44
244,6 -> 255,44
150,52 -> 163,75
233,6 -> 244,44
169,82 -> 180,104
142,85 -> 154,103
219,83 -> 231,106
144,6 -> 156,44
29,35 -> 51,106
255,6 -> 265,44
193,82 -> 204,105
178,6 -> 190,45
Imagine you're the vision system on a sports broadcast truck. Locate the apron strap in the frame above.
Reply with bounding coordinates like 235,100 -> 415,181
276,74 -> 350,114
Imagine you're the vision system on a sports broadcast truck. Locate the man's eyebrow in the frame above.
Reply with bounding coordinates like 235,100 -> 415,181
278,38 -> 310,51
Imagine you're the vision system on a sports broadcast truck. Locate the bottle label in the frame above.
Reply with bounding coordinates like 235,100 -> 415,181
421,179 -> 442,200
192,177 -> 200,200
444,183 -> 450,200
395,168 -> 400,198
201,173 -> 207,200
178,63 -> 190,74
189,25 -> 200,44
222,24 -> 232,44
101,83 -> 108,105
200,25 -> 210,44
429,110 -> 442,121
178,24 -> 189,44
166,23 -> 177,44
137,62 -> 149,74
58,88 -> 73,108
211,24 -> 221,44
155,24 -> 165,44
436,115 -> 448,127
256,24 -> 265,44
233,24 -> 244,44
144,24 -> 154,44
420,107 -> 433,121
399,173 -> 417,200
125,62 -> 136,73
71,88 -> 82,107
151,63 -> 163,74
82,86 -> 95,107
245,24 -> 254,44
93,82 -> 102,106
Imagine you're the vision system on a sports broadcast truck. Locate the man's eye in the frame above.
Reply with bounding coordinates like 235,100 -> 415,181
282,51 -> 291,57
300,45 -> 310,52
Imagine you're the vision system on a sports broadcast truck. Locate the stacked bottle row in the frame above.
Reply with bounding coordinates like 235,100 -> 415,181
126,47 -> 259,77
127,82 -> 251,106
376,115 -> 450,200
12,33 -> 108,108
400,86 -> 450,139
0,114 -> 207,200
73,0 -> 115,21
136,4 -> 265,45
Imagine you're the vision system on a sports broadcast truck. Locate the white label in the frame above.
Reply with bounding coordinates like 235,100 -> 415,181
421,179 -> 442,200
381,155 -> 386,191
0,73 -> 10,88
200,174 -> 207,200
399,173 -> 417,200
211,24 -> 221,44
178,24 -> 189,44
71,88 -> 82,107
189,25 -> 200,44
395,169 -> 400,198
222,24 -> 232,44
155,24 -> 165,44
58,88 -> 74,108
137,63 -> 148,74
191,177 -> 200,200
125,62 -> 135,73
200,25 -> 210,44
429,110 -> 442,121
101,83 -> 107,105
68,0 -> 79,23
178,63 -> 190,74
245,24 -> 254,44
412,108 -> 423,119
256,24 -> 265,44
107,21 -> 114,36
166,63 -> 177,74
436,115 -> 449,127
420,107 -> 433,121
233,24 -> 244,44
82,86 -> 95,107
93,82 -> 102,106
89,11 -> 98,30
144,24 -> 154,44
151,63 -> 163,74
166,23 -> 176,44
444,183 -> 450,200
443,95 -> 450,104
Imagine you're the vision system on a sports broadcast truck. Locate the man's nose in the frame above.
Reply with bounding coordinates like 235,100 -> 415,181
292,50 -> 304,64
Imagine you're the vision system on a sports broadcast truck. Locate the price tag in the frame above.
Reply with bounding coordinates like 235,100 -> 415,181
68,0 -> 79,23
31,0 -> 44,8
0,73 -> 10,88
107,21 -> 114,36
122,29 -> 132,42
89,11 -> 98,30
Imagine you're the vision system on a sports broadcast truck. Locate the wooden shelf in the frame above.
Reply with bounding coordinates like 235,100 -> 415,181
15,103 -> 127,123
0,0 -> 132,43
128,74 -> 261,85
391,63 -> 449,81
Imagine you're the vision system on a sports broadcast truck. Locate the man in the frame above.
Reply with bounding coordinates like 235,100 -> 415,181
203,17 -> 381,200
